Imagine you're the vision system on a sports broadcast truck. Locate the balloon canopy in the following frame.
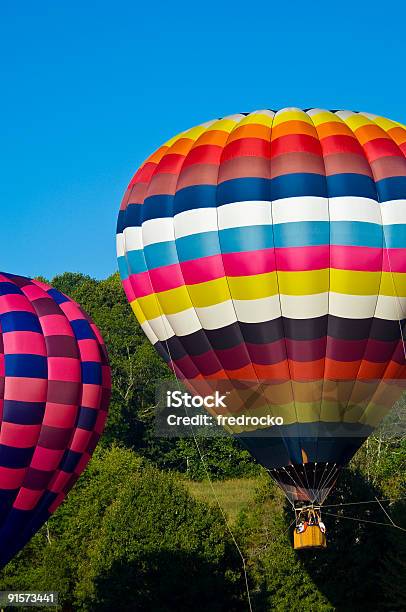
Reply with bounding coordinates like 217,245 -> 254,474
117,108 -> 406,505
0,273 -> 110,566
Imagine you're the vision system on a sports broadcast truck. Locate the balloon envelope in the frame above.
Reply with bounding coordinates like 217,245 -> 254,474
117,108 -> 406,504
0,273 -> 110,565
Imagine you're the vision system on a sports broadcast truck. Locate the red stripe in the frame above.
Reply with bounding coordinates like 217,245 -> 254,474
271,134 -> 321,157
222,138 -> 270,162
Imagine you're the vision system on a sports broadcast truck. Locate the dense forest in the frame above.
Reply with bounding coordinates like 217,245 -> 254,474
2,272 -> 405,611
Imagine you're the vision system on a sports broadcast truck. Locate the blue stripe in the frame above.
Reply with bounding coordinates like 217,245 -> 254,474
126,250 -> 147,275
219,225 -> 275,253
383,224 -> 406,248
3,400 -> 45,425
0,445 -> 34,469
376,176 -> 406,201
217,178 -> 271,205
174,185 -> 217,215
118,255 -> 129,279
273,221 -> 329,248
123,221 -> 406,271
330,221 -> 383,248
0,312 -> 42,333
81,361 -> 102,385
177,232 -> 221,262
142,195 -> 174,222
0,282 -> 22,296
124,203 -> 143,228
5,355 -> 47,378
118,175 -> 406,231
71,319 -> 94,341
326,174 -> 377,199
144,241 -> 178,269
47,288 -> 69,304
270,174 -> 327,200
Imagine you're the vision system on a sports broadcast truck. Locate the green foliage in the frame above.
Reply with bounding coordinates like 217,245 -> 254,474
0,447 -> 245,611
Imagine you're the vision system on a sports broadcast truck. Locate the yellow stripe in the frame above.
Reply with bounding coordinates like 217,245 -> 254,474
135,270 -> 406,321
309,110 -> 344,126
237,112 -> 274,127
228,272 -> 279,299
341,113 -> 372,131
205,118 -> 240,133
273,109 -> 314,126
277,269 -> 329,295
187,277 -> 230,307
131,299 -> 147,324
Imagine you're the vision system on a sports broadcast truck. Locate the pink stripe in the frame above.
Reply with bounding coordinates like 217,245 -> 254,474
122,277 -> 136,302
81,384 -> 102,408
40,314 -> 74,336
30,446 -> 65,471
275,245 -> 329,271
223,250 -> 276,276
48,357 -> 81,382
330,245 -> 382,271
4,377 -> 47,402
13,487 -> 44,511
126,244 -> 406,300
22,284 -> 48,300
0,466 -> 25,489
59,301 -> 83,321
3,331 -> 46,355
0,294 -> 33,313
77,339 -> 101,362
0,423 -> 41,447
69,428 -> 92,452
382,248 -> 406,273
42,403 -> 78,427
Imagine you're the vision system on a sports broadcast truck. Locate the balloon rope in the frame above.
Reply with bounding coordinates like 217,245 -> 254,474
323,509 -> 406,531
322,495 -> 406,508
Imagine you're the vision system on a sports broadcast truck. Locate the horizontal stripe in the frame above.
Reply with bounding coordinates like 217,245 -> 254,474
121,221 -> 406,275
133,288 -> 406,329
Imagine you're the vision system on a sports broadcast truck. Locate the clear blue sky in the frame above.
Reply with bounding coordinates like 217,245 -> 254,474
1,0 -> 405,280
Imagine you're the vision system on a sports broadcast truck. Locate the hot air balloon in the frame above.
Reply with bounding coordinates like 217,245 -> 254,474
116,108 -> 406,548
0,272 -> 110,565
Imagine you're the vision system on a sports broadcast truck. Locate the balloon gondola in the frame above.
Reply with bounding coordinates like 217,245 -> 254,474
117,108 -> 406,548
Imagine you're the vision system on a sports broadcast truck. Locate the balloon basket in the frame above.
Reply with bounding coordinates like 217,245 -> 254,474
293,525 -> 327,550
293,504 -> 327,550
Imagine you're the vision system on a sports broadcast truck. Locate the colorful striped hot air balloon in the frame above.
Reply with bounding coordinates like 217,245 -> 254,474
0,272 -> 110,566
116,108 -> 406,531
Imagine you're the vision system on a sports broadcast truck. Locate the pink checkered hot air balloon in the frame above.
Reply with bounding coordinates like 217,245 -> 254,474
0,272 -> 110,566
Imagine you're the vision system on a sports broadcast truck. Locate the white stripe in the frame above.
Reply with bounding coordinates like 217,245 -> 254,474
329,197 -> 381,224
380,200 -> 406,225
166,308 -> 203,337
329,293 -> 378,319
195,300 -> 238,330
279,293 -> 328,319
142,218 -> 174,246
123,226 -> 143,251
375,294 -> 406,320
116,233 -> 125,257
272,197 -> 329,224
174,208 -> 218,239
140,320 -> 160,344
233,295 -> 281,322
217,201 -> 271,229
